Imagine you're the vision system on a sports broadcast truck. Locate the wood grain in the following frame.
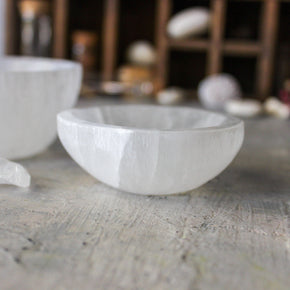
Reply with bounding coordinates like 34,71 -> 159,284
0,100 -> 289,290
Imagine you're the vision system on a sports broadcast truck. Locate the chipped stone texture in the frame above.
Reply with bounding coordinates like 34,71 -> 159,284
0,106 -> 289,289
0,158 -> 30,187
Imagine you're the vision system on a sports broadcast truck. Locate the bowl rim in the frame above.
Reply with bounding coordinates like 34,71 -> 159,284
58,105 -> 243,133
0,56 -> 81,74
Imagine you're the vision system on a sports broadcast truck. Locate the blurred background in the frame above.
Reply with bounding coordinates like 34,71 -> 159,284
0,0 -> 289,115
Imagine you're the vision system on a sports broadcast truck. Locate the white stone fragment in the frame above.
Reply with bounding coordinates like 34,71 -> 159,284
0,158 -> 31,187
157,87 -> 184,105
57,105 -> 244,195
167,7 -> 210,39
126,41 -> 156,66
225,99 -> 262,118
264,98 -> 290,119
0,57 -> 82,159
198,74 -> 242,110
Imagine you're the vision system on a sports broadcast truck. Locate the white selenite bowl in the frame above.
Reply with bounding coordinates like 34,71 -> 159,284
58,105 -> 244,195
0,57 -> 82,159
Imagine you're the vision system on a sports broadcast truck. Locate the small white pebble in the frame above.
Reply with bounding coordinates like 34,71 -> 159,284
157,87 -> 184,105
225,99 -> 262,118
264,97 -> 290,119
126,41 -> 156,66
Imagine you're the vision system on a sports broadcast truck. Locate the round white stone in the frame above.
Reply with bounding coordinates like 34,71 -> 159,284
198,74 -> 242,110
126,41 -> 156,66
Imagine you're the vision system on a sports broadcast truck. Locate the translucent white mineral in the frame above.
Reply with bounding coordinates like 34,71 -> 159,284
167,7 -> 210,39
198,74 -> 242,110
0,158 -> 31,187
0,57 -> 82,159
57,105 -> 244,195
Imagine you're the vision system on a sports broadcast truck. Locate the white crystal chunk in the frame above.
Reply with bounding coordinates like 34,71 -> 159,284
57,105 -> 244,195
0,158 -> 31,188
0,57 -> 82,159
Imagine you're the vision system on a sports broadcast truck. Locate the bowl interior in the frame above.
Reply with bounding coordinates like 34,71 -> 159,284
0,57 -> 78,72
69,106 -> 240,131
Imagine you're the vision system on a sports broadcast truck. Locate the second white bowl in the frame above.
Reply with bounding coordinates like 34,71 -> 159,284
0,57 -> 82,159
57,105 -> 244,195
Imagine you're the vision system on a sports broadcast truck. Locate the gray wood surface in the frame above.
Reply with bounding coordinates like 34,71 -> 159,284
0,106 -> 289,290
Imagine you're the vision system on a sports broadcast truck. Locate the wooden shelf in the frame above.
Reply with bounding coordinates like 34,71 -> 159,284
223,41 -> 261,56
168,39 -> 208,51
155,0 -> 282,100
53,0 -> 68,58
6,0 -> 286,99
168,38 -> 261,57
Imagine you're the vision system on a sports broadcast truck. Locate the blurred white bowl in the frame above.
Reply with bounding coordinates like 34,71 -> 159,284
58,105 -> 244,195
0,57 -> 82,159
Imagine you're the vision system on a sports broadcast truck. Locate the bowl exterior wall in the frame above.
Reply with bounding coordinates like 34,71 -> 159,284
58,117 -> 244,195
0,65 -> 82,159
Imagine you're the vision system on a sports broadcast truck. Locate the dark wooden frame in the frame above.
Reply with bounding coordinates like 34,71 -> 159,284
5,0 -> 288,100
155,0 -> 284,100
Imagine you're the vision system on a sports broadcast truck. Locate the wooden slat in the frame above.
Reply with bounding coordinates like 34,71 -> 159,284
256,0 -> 279,100
168,39 -> 261,57
102,0 -> 119,81
155,0 -> 172,91
231,0 -> 289,1
168,39 -> 208,51
207,0 -> 227,75
223,41 -> 261,56
53,0 -> 68,58
5,0 -> 16,55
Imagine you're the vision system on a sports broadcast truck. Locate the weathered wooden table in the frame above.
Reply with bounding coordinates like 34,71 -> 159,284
0,101 -> 289,290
